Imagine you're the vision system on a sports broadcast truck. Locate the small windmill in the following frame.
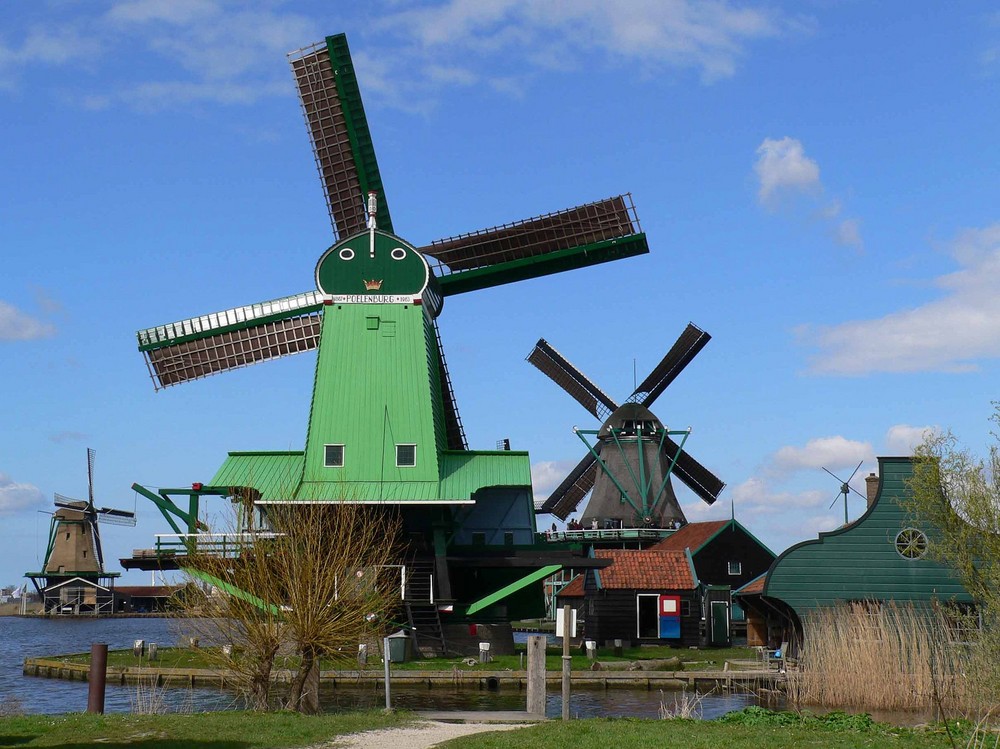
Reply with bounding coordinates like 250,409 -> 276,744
527,323 -> 725,528
823,460 -> 867,525
27,448 -> 135,612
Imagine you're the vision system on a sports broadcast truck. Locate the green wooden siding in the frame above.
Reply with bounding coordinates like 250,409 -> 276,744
210,452 -> 304,500
301,303 -> 442,487
764,457 -> 971,612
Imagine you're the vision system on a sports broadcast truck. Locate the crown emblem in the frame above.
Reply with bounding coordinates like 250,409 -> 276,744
363,279 -> 383,291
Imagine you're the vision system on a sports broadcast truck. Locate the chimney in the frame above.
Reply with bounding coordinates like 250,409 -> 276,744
865,472 -> 880,508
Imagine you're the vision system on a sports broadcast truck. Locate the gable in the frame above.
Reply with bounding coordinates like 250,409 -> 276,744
652,520 -> 728,553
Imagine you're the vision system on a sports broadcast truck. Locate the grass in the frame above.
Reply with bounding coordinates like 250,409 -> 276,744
52,645 -> 757,674
437,709 -> 968,749
0,709 -> 412,748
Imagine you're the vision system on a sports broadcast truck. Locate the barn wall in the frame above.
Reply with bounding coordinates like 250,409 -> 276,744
765,457 -> 971,613
586,588 -> 700,648
694,525 -> 775,590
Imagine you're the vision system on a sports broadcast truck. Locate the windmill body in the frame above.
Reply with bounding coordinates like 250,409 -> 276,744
585,403 -> 686,529
125,34 -> 648,649
25,448 -> 134,615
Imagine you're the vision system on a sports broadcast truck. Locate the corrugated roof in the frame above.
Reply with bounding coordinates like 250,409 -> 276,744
594,549 -> 696,590
210,452 -> 304,500
210,449 -> 529,504
651,520 -> 729,553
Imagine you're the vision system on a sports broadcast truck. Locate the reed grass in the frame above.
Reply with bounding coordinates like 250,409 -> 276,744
790,601 -> 981,714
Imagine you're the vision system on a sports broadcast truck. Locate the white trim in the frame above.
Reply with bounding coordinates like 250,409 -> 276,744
636,592 -> 660,639
44,577 -> 111,592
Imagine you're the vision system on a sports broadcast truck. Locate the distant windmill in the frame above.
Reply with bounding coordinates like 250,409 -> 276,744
527,323 -> 725,528
824,460 -> 867,525
26,448 -> 136,614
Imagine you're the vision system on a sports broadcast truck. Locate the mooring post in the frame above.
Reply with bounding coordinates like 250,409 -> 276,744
87,643 -> 108,714
561,604 -> 572,720
526,634 -> 546,717
383,636 -> 391,711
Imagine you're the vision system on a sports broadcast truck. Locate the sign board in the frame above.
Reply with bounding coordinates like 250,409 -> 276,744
555,607 -> 577,638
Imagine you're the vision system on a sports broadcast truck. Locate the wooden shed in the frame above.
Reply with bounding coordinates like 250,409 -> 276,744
556,548 -> 700,647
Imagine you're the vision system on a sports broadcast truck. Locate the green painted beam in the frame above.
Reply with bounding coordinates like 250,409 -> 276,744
437,234 -> 648,297
326,34 -> 393,233
183,567 -> 282,616
465,564 -> 562,616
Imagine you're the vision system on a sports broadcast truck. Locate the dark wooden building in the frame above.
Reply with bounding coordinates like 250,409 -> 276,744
651,519 -> 776,643
557,548 -> 701,647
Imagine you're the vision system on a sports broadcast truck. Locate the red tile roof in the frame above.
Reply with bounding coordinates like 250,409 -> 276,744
651,520 -> 729,553
735,573 -> 766,595
594,549 -> 696,590
557,575 -> 585,598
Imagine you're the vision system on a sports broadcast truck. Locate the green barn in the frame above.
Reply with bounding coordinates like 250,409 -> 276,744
737,456 -> 973,651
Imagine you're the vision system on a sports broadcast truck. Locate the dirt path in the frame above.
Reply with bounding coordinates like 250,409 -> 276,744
312,720 -> 532,749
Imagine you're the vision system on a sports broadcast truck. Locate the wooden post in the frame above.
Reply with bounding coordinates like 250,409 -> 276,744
87,643 -> 108,714
526,634 -> 546,717
383,636 -> 392,711
561,604 -> 572,720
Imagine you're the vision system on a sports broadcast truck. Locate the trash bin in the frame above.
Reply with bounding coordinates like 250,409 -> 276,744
386,630 -> 410,663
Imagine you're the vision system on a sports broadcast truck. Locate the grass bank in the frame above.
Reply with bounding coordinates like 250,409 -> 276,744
0,709 -> 412,748
440,709 -> 967,749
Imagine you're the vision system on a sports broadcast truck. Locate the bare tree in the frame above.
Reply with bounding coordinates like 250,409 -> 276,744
179,499 -> 401,713
907,409 -> 1000,708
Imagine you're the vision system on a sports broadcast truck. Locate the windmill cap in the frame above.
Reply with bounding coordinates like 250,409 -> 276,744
598,402 -> 664,439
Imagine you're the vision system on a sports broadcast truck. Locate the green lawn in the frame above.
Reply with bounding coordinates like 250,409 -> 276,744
440,710 -> 965,749
0,709 -> 412,748
53,645 -> 757,673
0,709 -> 970,749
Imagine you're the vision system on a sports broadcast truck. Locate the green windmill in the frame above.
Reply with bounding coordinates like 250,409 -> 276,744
126,34 -> 647,654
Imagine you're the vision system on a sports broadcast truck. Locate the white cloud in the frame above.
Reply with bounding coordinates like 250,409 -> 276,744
754,136 -> 863,250
754,136 -> 820,204
806,223 -> 1000,374
884,424 -> 935,455
0,473 -> 45,515
0,301 -> 55,341
531,459 -> 579,504
769,435 -> 874,476
370,0 -> 797,105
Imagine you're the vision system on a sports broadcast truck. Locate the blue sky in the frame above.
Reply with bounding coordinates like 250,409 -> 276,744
2,1 -> 999,586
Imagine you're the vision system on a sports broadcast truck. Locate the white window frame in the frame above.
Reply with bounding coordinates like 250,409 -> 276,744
324,444 -> 345,468
396,443 -> 417,467
728,560 -> 742,576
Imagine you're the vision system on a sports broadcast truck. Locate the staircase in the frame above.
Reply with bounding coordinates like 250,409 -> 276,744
403,559 -> 448,657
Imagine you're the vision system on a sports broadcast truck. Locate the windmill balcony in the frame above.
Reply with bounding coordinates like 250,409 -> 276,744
153,532 -> 283,557
541,526 -> 676,544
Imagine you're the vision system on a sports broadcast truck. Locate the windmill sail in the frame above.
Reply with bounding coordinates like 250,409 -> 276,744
629,323 -> 711,406
662,436 -> 725,505
289,35 -> 393,239
527,339 -> 618,421
424,195 -> 648,296
539,452 -> 600,520
138,291 -> 326,389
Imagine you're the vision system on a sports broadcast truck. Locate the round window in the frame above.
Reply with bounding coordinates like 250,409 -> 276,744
390,247 -> 407,260
894,528 -> 928,559
339,248 -> 355,261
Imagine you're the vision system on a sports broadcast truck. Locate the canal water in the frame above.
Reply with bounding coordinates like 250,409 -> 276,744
1,617 -> 759,718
